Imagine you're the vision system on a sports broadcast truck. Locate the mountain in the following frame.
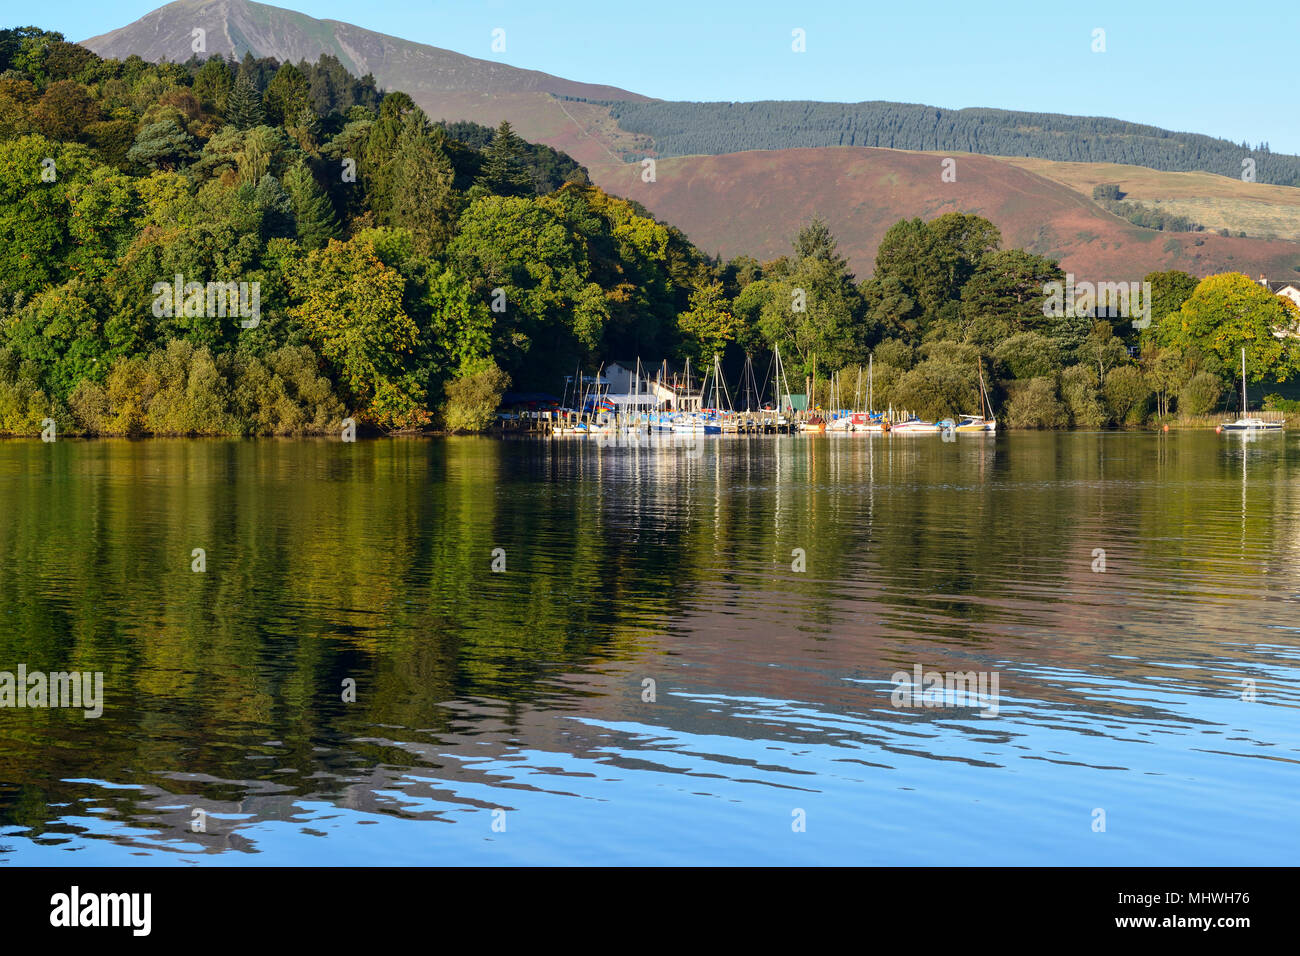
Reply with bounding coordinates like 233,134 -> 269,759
81,0 -> 649,103
80,0 -> 1300,281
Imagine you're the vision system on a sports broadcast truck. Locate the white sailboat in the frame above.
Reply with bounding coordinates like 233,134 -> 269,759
955,360 -> 997,433
1220,347 -> 1283,433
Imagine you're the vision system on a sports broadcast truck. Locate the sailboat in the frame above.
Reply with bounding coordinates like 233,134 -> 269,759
849,354 -> 888,433
1220,347 -> 1283,433
954,360 -> 998,433
673,355 -> 722,433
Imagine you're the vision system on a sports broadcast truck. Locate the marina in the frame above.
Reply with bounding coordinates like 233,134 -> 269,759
512,350 -> 1000,438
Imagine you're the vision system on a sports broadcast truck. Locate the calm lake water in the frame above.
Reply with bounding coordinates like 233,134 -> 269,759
1,431 -> 1297,865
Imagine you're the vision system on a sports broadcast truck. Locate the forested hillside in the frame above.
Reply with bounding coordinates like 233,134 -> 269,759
3,25 -> 1298,437
602,100 -> 1300,186
0,26 -> 712,435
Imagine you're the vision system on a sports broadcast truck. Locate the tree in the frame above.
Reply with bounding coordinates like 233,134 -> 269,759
193,56 -> 233,114
125,119 -> 196,171
677,280 -> 738,361
1060,365 -> 1107,427
264,63 -> 310,127
283,161 -> 338,250
30,79 -> 100,141
958,248 -> 1063,348
1157,272 -> 1300,382
756,219 -> 864,376
387,121 -> 458,254
1143,269 -> 1198,340
476,120 -> 533,197
1104,365 -> 1151,424
225,71 -> 265,130
1179,371 -> 1222,416
288,235 -> 428,428
441,361 -> 510,432
873,213 -> 1002,340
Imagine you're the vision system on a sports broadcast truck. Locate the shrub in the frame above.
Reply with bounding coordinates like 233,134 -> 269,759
1005,376 -> 1068,428
1061,365 -> 1107,428
441,362 -> 510,433
0,347 -> 58,435
1103,365 -> 1151,424
1178,371 -> 1223,417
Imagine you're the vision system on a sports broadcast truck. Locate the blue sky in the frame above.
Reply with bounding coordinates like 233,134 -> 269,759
35,0 -> 1300,153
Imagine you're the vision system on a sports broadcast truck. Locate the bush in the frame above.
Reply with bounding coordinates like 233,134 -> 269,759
1103,365 -> 1151,424
226,345 -> 346,435
441,362 -> 510,433
0,347 -> 59,435
69,340 -> 345,436
1061,365 -> 1107,427
891,352 -> 979,420
1178,371 -> 1223,417
1005,376 -> 1068,428
1264,393 -> 1300,414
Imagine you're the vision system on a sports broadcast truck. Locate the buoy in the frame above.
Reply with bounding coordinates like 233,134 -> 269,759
1215,425 -> 1222,433
1163,424 -> 1169,432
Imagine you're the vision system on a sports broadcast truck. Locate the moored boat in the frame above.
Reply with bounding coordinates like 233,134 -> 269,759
890,417 -> 941,434
1220,347 -> 1285,434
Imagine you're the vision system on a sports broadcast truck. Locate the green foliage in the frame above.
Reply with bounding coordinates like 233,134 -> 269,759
282,160 -> 339,249
0,34 -> 1293,435
126,119 -> 197,170
289,234 -> 428,429
68,340 -> 345,436
1179,371 -> 1223,416
1155,272 -> 1300,382
1005,376 -> 1069,428
1104,365 -> 1152,424
225,71 -> 265,130
1098,199 -> 1202,232
677,279 -> 738,361
1060,365 -> 1107,427
441,361 -> 511,432
476,121 -> 533,198
891,341 -> 981,420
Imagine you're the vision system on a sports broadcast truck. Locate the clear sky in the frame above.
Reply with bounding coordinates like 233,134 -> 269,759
32,0 -> 1300,154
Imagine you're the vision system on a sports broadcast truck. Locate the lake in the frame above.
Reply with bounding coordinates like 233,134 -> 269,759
1,431 -> 1297,865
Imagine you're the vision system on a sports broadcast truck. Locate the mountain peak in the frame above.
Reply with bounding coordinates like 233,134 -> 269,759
80,0 -> 648,102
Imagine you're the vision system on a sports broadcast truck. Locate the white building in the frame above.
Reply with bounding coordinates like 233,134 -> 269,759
1258,276 -> 1300,337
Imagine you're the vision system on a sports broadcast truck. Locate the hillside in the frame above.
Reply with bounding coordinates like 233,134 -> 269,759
593,147 -> 1300,282
82,0 -> 649,103
79,0 -> 1300,282
998,158 -> 1300,243
602,100 -> 1300,187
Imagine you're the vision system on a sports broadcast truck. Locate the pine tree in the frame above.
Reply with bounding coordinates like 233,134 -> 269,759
226,71 -> 265,130
476,120 -> 533,197
284,161 -> 340,250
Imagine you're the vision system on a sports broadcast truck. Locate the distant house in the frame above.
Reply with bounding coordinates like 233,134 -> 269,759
1257,276 -> 1300,337
1259,275 -> 1300,309
603,360 -> 701,411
